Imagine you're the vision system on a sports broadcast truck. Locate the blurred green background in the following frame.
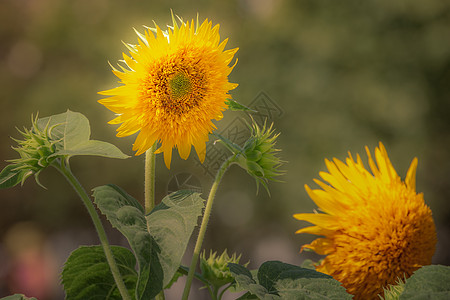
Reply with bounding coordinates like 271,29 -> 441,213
1,0 -> 449,299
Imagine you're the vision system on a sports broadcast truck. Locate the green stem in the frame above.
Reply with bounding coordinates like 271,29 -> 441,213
181,155 -> 236,300
144,143 -> 157,214
54,159 -> 132,300
145,143 -> 166,300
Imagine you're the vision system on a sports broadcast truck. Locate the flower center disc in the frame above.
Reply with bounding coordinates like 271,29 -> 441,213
169,72 -> 192,100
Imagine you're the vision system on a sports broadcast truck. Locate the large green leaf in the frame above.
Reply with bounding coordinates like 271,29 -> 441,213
37,110 -> 128,159
229,261 -> 351,299
92,184 -> 159,299
228,263 -> 277,300
146,190 -> 204,287
61,246 -> 137,300
399,265 -> 450,300
275,277 -> 351,299
51,140 -> 130,159
0,295 -> 38,300
93,185 -> 204,299
257,261 -> 332,294
37,110 -> 90,150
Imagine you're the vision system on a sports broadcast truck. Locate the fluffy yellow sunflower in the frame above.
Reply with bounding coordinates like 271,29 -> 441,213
294,142 -> 436,299
99,14 -> 238,168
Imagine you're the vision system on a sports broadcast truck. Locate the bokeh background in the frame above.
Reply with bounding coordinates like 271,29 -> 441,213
1,0 -> 449,299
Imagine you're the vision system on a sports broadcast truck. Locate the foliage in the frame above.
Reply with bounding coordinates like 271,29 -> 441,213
92,185 -> 204,299
2,2 -> 449,297
0,111 -> 128,189
228,261 -> 352,299
62,246 -> 137,300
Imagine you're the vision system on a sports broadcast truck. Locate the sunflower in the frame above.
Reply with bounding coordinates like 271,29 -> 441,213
293,142 -> 436,299
99,14 -> 238,168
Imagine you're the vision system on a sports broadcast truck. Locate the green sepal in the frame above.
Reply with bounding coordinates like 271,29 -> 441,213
0,165 -> 27,189
300,259 -> 316,270
213,132 -> 243,155
382,278 -> 405,300
225,99 -> 256,112
246,150 -> 262,162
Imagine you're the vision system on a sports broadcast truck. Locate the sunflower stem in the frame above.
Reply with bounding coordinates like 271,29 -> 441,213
181,155 -> 236,300
53,159 -> 131,300
144,143 -> 157,214
144,143 -> 166,299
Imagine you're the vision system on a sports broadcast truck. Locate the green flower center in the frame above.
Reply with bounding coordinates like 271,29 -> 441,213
169,72 -> 192,100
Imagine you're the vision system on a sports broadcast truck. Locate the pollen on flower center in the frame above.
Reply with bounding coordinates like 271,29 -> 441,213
141,51 -> 209,117
170,72 -> 192,100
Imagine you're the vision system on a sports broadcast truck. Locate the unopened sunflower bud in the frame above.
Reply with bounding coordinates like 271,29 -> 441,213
4,115 -> 61,188
237,121 -> 284,193
200,249 -> 247,289
381,278 -> 405,300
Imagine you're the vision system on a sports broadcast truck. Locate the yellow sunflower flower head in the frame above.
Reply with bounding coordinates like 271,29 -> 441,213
99,13 -> 238,168
293,142 -> 437,300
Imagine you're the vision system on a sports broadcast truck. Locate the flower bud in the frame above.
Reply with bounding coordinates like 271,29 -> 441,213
237,121 -> 284,193
6,115 -> 61,187
200,249 -> 247,289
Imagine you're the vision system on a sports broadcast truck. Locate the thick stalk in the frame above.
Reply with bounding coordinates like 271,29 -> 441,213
54,159 -> 131,300
181,156 -> 236,300
145,143 -> 166,300
144,143 -> 157,214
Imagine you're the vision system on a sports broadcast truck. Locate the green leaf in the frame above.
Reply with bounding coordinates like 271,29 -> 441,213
93,185 -> 204,299
0,295 -> 38,300
146,190 -> 204,288
300,259 -> 316,270
61,246 -> 137,300
37,110 -> 129,159
257,261 -> 332,294
51,140 -> 129,159
236,292 -> 260,299
275,277 -> 351,299
92,184 -> 159,299
37,110 -> 90,150
228,263 -> 278,299
164,270 -> 184,289
225,99 -> 256,112
229,261 -> 351,299
399,265 -> 450,300
0,165 -> 26,189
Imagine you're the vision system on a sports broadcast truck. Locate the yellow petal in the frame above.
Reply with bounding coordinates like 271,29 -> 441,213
304,184 -> 348,215
178,142 -> 192,160
405,157 -> 418,191
295,225 -> 332,236
301,238 -> 333,255
293,213 -> 339,230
